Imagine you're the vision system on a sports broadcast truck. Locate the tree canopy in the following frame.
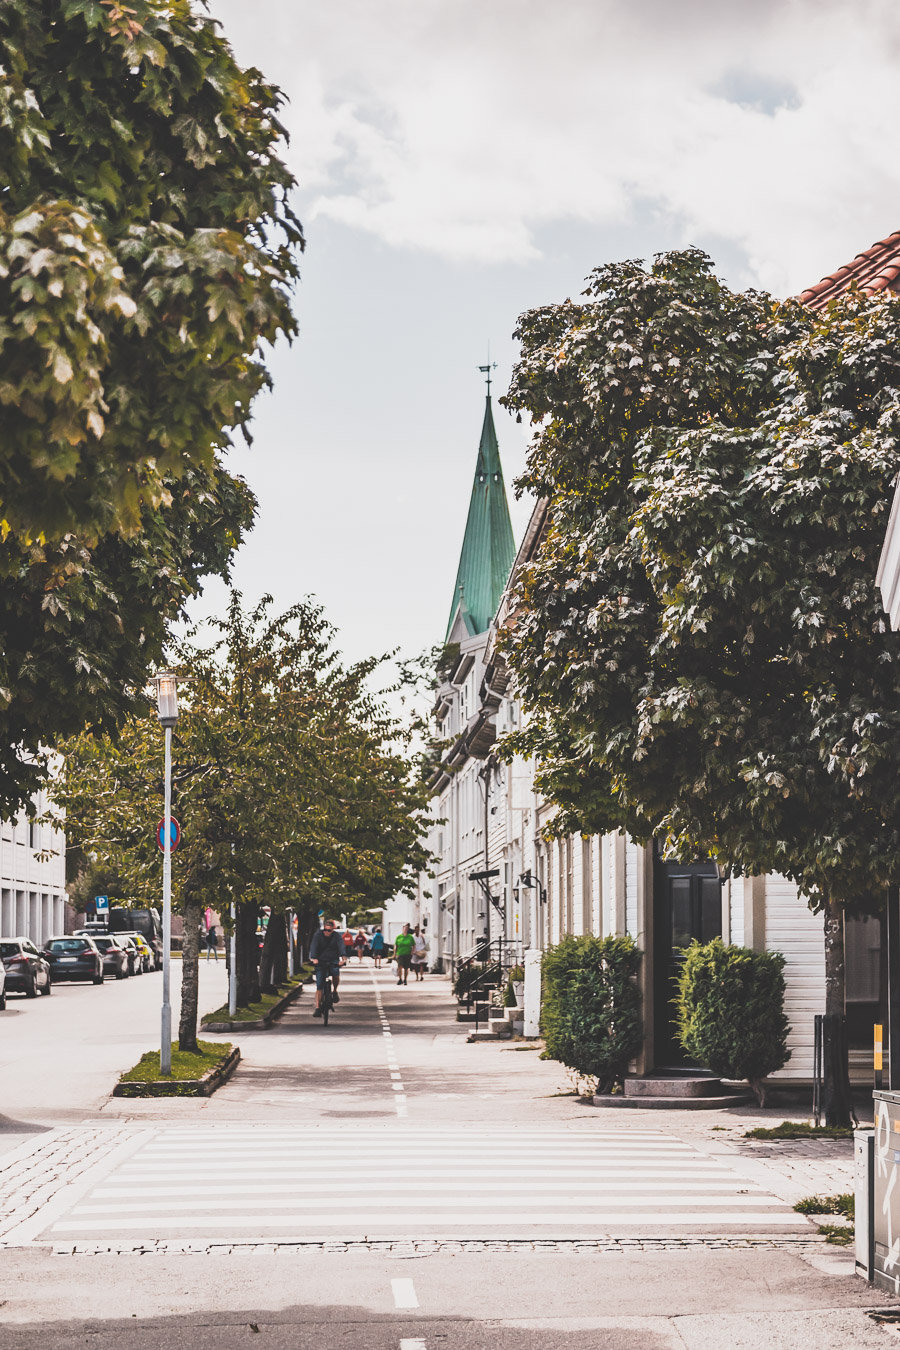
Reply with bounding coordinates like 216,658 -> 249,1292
58,593 -> 433,1044
0,0 -> 301,815
502,248 -> 900,910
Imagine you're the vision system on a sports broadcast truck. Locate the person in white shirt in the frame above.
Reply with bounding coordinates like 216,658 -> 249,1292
411,924 -> 427,982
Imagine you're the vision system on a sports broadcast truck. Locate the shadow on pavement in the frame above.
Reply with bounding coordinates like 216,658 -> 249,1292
0,1304 -> 674,1350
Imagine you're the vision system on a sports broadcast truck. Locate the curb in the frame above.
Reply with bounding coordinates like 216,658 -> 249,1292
112,1046 -> 241,1098
202,979 -> 307,1033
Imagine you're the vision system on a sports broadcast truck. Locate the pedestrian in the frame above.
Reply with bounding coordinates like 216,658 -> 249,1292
411,924 -> 427,981
343,928 -> 354,958
393,923 -> 414,986
354,929 -> 367,963
370,926 -> 385,969
206,923 -> 218,962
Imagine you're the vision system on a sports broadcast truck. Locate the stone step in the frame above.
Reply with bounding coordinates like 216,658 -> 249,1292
624,1075 -> 724,1099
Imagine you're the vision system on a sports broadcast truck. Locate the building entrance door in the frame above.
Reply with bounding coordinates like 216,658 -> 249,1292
653,858 -> 722,1067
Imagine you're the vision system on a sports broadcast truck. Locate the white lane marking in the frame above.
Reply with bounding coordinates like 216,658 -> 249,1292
392,1279 -> 419,1309
395,1099 -> 408,1117
400,1341 -> 426,1349
51,1211 -> 807,1232
71,1194 -> 785,1215
93,1179 -> 755,1198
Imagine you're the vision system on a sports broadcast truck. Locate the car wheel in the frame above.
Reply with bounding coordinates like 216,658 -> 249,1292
0,991 -> 5,1010
92,972 -> 103,985
39,976 -> 51,996
25,973 -> 37,998
115,967 -> 125,980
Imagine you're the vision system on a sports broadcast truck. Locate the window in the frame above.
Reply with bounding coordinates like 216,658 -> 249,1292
29,821 -> 38,850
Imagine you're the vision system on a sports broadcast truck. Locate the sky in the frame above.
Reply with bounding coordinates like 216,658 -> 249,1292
196,0 -> 900,668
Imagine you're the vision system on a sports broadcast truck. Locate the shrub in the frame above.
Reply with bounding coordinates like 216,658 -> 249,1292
541,935 -> 643,1093
453,962 -> 491,998
676,938 -> 790,1104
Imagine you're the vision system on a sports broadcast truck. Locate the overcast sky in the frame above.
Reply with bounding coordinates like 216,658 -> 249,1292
196,0 -> 900,666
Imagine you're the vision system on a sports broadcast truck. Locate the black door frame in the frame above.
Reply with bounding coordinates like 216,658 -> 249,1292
652,852 -> 722,1069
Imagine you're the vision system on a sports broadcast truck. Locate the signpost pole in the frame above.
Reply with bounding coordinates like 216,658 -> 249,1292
160,725 -> 173,1076
229,899 -> 237,1018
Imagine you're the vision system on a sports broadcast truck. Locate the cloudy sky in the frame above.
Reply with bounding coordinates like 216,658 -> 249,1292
198,0 -> 900,665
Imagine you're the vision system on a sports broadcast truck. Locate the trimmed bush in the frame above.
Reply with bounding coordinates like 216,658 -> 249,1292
676,938 -> 791,1105
541,935 -> 643,1093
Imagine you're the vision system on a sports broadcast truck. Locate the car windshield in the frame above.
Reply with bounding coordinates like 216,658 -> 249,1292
0,943 -> 20,958
93,938 -> 113,951
48,939 -> 88,952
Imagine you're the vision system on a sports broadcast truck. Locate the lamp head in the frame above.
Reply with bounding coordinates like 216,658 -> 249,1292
155,671 -> 179,728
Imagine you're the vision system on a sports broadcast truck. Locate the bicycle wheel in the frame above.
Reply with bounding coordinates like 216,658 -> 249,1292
322,982 -> 331,1026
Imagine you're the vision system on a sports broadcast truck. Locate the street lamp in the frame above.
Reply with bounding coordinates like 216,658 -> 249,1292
154,670 -> 179,1076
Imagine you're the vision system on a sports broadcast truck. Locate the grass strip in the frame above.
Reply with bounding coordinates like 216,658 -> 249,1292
119,1040 -> 233,1084
201,973 -> 307,1026
744,1121 -> 853,1140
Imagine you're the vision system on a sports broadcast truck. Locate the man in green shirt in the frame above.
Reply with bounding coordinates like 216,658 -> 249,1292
393,925 -> 415,986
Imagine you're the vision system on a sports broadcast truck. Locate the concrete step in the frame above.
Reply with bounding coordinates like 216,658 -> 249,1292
624,1075 -> 724,1099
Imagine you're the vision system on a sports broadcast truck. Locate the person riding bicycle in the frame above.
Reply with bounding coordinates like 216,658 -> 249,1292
310,919 -> 345,1018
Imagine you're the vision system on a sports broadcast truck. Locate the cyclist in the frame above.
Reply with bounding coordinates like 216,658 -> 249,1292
310,919 -> 345,1018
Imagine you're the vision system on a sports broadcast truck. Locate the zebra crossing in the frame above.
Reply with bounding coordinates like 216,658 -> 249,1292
38,1124 -> 810,1241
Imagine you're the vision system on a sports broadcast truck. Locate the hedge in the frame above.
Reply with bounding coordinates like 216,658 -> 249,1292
541,935 -> 642,1093
676,938 -> 791,1104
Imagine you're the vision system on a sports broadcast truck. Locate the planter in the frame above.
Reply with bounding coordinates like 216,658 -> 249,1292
113,1046 -> 241,1098
512,981 -> 525,1004
202,978 -> 306,1032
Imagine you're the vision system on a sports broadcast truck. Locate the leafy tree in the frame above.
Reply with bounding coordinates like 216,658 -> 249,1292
57,594 -> 433,1050
502,248 -> 900,1125
0,0 -> 301,815
675,939 -> 790,1105
540,935 -> 643,1094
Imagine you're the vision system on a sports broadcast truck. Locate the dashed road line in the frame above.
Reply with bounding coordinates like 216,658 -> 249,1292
372,970 -> 407,1116
391,1277 -> 419,1308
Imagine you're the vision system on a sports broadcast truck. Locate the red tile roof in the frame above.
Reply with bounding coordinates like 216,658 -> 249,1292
799,230 -> 900,309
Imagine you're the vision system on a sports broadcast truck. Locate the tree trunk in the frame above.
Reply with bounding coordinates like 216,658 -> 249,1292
821,896 -> 852,1128
178,895 -> 202,1053
235,902 -> 261,1007
259,913 -> 287,993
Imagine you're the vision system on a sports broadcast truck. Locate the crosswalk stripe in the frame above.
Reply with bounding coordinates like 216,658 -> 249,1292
50,1211 -> 806,1233
37,1124 -> 808,1241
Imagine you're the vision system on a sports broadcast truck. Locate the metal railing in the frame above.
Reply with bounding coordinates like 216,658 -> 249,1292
455,936 -> 519,1031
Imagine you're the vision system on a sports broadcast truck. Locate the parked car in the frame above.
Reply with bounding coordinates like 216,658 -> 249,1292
115,931 -> 154,973
43,936 -> 103,984
114,935 -> 143,976
109,907 -> 163,970
0,938 -> 52,998
0,962 -> 7,1010
87,934 -> 130,980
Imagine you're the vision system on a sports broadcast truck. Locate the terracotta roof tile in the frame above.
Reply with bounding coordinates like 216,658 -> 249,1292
799,229 -> 900,309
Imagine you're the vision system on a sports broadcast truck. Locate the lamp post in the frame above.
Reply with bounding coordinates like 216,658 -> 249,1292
155,671 -> 179,1076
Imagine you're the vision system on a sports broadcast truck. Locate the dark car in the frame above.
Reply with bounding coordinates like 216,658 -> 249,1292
109,907 -> 163,971
43,936 -> 103,984
0,938 -> 52,998
87,935 -> 130,980
0,964 -> 5,1010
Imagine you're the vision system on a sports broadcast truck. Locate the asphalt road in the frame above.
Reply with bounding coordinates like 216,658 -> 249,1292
0,959 -> 895,1348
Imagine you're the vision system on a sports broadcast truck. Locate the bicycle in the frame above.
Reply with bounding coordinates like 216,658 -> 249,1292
320,968 -> 336,1027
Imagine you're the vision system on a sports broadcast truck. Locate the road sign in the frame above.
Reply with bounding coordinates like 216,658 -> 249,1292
156,817 -> 181,852
95,895 -> 109,915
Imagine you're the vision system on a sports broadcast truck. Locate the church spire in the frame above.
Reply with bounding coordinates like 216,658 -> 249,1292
445,369 -> 516,642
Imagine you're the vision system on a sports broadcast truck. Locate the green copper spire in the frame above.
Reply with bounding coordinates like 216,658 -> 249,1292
445,382 -> 516,641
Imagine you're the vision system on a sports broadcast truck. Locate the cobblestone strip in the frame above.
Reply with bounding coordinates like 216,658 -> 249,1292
0,1127 -> 140,1246
47,1235 -> 831,1256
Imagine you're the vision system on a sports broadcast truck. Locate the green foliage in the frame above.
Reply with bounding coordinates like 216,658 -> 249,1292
744,1121 -> 853,1140
675,939 -> 790,1102
0,0 -> 301,816
500,248 -> 900,910
503,965 -> 526,1006
540,935 -> 642,1093
57,592 -> 434,1039
453,962 -> 492,997
794,1193 -> 854,1218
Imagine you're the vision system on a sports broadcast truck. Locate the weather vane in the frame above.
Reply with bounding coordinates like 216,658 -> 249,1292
478,358 -> 498,396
